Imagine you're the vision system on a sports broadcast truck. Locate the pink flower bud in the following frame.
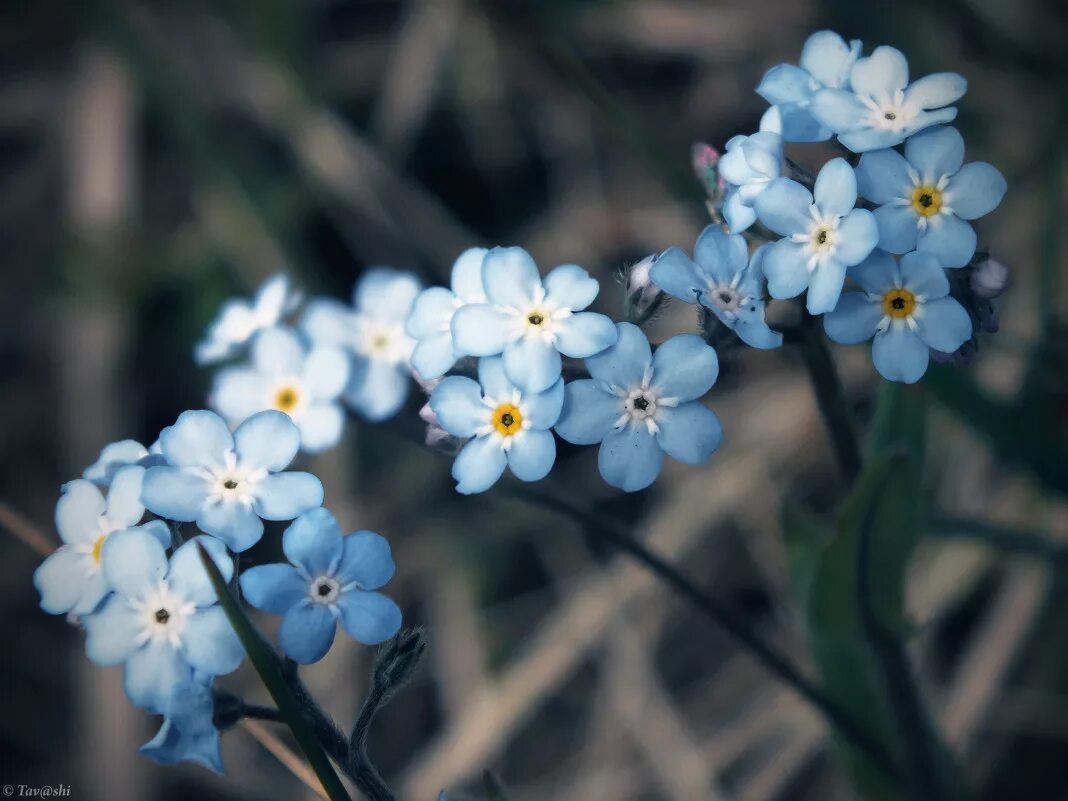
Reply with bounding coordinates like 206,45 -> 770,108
970,257 -> 1009,300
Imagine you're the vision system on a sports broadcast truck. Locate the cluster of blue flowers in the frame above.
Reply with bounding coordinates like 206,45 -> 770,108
33,410 -> 402,771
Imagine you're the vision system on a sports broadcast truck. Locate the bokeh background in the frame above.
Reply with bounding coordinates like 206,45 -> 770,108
2,1 -> 1067,799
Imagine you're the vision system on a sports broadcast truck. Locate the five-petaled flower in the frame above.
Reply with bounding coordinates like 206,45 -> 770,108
450,247 -> 618,393
824,249 -> 972,383
755,157 -> 878,314
195,274 -> 301,365
212,326 -> 350,454
652,226 -> 783,349
555,323 -> 724,492
855,125 -> 1006,268
430,356 -> 564,494
141,410 -> 324,552
84,532 -> 244,714
240,508 -> 402,663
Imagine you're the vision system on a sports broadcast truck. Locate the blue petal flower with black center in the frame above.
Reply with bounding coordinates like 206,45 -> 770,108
139,673 -> 223,773
84,532 -> 244,714
652,226 -> 783,350
450,247 -> 618,394
555,323 -> 724,492
213,326 -> 350,454
240,508 -> 402,664
429,356 -> 564,494
718,108 -> 784,233
141,410 -> 324,552
195,274 -> 301,366
824,249 -> 972,383
406,247 -> 488,381
754,157 -> 878,314
810,45 -> 967,152
757,30 -> 862,143
34,466 -> 171,616
855,126 -> 1006,268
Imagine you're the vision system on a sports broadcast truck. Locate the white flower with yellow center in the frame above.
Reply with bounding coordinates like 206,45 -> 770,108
195,274 -> 301,365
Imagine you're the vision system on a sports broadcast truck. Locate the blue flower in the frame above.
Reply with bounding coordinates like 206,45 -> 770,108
82,439 -> 164,487
718,108 -> 783,233
301,268 -> 422,421
84,532 -> 244,713
212,326 -> 350,454
810,45 -> 967,152
555,323 -> 723,492
450,247 -> 618,393
240,508 -> 402,663
757,30 -> 862,142
34,467 -> 171,616
824,250 -> 972,383
855,126 -> 1006,268
652,226 -> 783,350
406,247 -> 488,380
429,356 -> 564,494
140,674 -> 223,773
754,158 -> 878,314
141,410 -> 324,552
195,274 -> 301,365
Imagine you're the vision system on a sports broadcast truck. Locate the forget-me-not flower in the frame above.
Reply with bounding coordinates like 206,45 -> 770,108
754,157 -> 878,314
555,323 -> 723,492
34,466 -> 170,616
718,107 -> 783,233
652,226 -> 783,349
212,326 -> 350,454
82,439 -> 164,487
757,30 -> 862,142
84,532 -> 244,714
141,410 -> 324,552
406,247 -> 488,380
140,674 -> 223,773
824,249 -> 972,383
855,126 -> 1006,268
240,508 -> 402,663
302,268 -> 422,421
810,45 -> 967,152
195,274 -> 301,365
450,247 -> 618,394
430,356 -> 564,494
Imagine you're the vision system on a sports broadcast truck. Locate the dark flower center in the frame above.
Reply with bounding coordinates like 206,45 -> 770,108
527,313 -> 544,326
155,608 -> 170,624
223,479 -> 239,490
633,396 -> 650,411
816,230 -> 828,245
918,192 -> 933,208
718,291 -> 733,304
317,582 -> 333,597
884,111 -> 896,120
500,412 -> 515,427
891,297 -> 907,310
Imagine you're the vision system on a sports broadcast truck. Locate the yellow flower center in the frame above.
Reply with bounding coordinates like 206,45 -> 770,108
911,185 -> 942,217
492,403 -> 523,436
882,288 -> 917,319
273,385 -> 300,413
91,534 -> 107,564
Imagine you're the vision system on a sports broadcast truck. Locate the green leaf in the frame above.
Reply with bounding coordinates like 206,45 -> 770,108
196,544 -> 352,801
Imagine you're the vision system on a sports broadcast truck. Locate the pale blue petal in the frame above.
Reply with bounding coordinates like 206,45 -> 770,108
850,46 -> 909,97
102,529 -> 168,600
655,403 -> 723,464
555,380 -> 621,445
354,268 -> 421,321
809,88 -> 868,133
279,602 -> 336,663
478,356 -> 515,400
834,209 -> 879,265
824,293 -> 882,344
297,404 -> 345,453
169,536 -> 233,606
778,105 -> 831,143
544,264 -> 599,312
507,429 -> 556,481
452,436 -> 508,495
430,377 -> 487,437
482,247 -> 542,308
800,31 -> 860,88
34,548 -> 91,615
84,595 -> 142,665
83,440 -> 149,486
762,241 -> 811,299
905,73 -> 967,110
234,410 -> 300,472
450,247 -> 488,301
302,347 -> 350,401
849,249 -> 897,294
252,326 -> 304,376
139,520 -> 173,550
55,479 -> 106,545
899,251 -> 950,298
523,377 -> 565,429
585,323 -> 651,389
598,426 -> 663,492
503,336 -> 561,394
181,607 -> 244,675
839,128 -> 910,153
945,162 -> 1006,220
732,304 -> 783,350
554,313 -> 618,359
694,225 -> 748,282
917,214 -> 977,268
300,299 -> 356,348
406,287 -> 457,338
873,204 -> 919,254
253,472 -> 324,521
904,126 -> 964,181
283,508 -> 343,576
451,304 -> 513,356
336,531 -> 396,591
723,190 -> 757,233
141,467 -> 209,523
197,500 -> 264,553
160,411 -> 233,470
756,64 -> 812,106
213,368 -> 270,425
240,563 -> 307,614
124,642 -> 190,713
915,297 -> 972,353
411,332 -> 458,380
806,259 -> 848,315
651,334 -> 718,402
337,592 -> 402,645
856,149 -> 911,204
649,247 -> 704,303
346,359 -> 411,421
872,326 -> 929,383
813,157 -> 858,217
754,178 -> 813,236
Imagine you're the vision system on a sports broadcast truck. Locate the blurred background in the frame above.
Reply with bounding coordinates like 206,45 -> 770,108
2,0 -> 1067,799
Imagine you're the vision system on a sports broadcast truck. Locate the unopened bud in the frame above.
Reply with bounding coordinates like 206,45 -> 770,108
624,254 -> 665,323
970,257 -> 1009,300
418,401 -> 439,428
691,142 -> 725,202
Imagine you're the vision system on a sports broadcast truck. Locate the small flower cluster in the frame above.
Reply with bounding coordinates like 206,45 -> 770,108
33,409 -> 402,771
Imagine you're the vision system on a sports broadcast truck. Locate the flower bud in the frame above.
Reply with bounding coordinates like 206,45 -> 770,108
691,142 -> 725,202
624,254 -> 664,322
970,257 -> 1009,300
